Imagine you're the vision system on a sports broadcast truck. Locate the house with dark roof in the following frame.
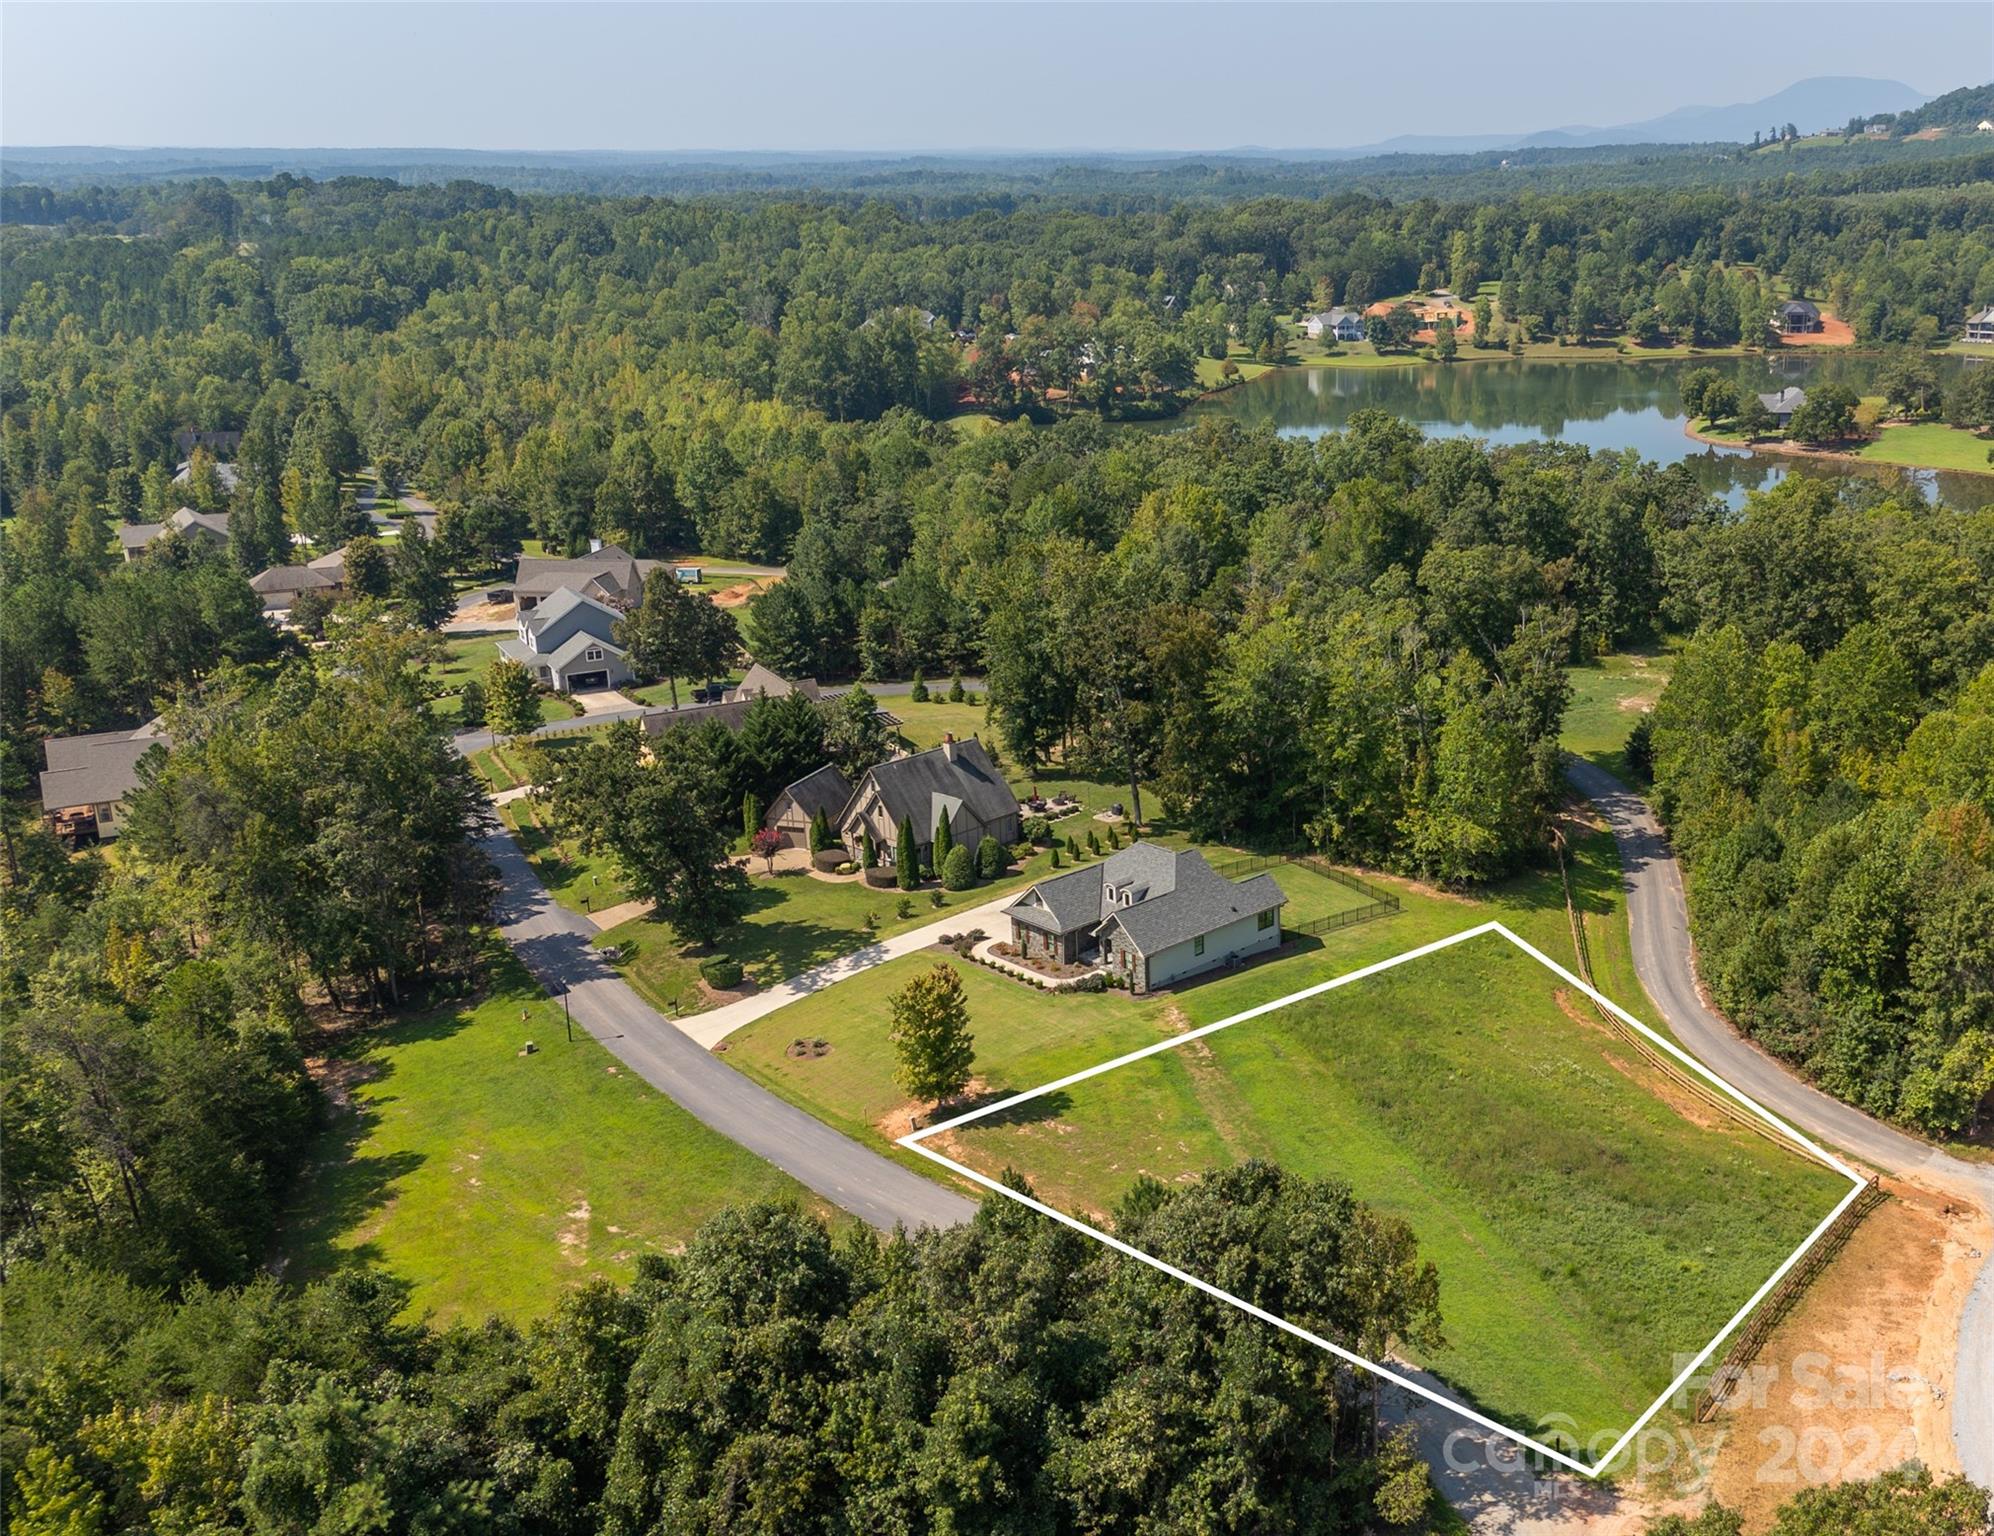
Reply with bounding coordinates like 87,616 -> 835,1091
1757,386 -> 1808,427
727,663 -> 823,703
838,735 -> 1017,870
173,429 -> 243,458
510,544 -> 645,612
1302,307 -> 1367,343
38,719 -> 169,842
118,506 -> 232,560
171,460 -> 242,494
1004,842 -> 1286,993
250,563 -> 342,612
1772,299 -> 1823,335
1966,305 -> 1994,344
765,764 -> 853,847
498,587 -> 633,692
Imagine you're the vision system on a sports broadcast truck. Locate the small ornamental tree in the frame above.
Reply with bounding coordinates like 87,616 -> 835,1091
861,828 -> 878,869
1105,823 -> 1121,850
808,807 -> 831,855
1050,845 -> 1063,869
1086,828 -> 1101,856
941,843 -> 976,891
457,678 -> 487,729
889,963 -> 976,1105
742,791 -> 761,842
895,815 -> 919,891
486,658 -> 542,740
1066,834 -> 1081,860
933,809 -> 955,872
909,669 -> 929,703
975,835 -> 1005,880
749,825 -> 783,876
947,673 -> 965,702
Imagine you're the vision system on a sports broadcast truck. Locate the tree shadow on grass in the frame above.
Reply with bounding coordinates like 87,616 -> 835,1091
952,1087 -> 1074,1130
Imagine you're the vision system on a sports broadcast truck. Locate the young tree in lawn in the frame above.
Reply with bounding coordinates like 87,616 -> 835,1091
908,668 -> 928,703
1786,383 -> 1860,443
616,576 -> 739,708
895,814 -> 919,891
486,658 -> 541,740
888,963 -> 975,1105
749,825 -> 783,876
457,678 -> 486,729
1698,378 -> 1740,424
1733,393 -> 1775,440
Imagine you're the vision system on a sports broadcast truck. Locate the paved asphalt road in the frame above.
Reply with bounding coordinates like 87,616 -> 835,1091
1564,756 -> 1993,1485
485,827 -> 977,1234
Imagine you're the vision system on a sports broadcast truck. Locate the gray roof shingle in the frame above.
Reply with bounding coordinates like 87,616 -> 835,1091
856,738 -> 1014,837
38,720 -> 168,812
1009,843 -> 1285,957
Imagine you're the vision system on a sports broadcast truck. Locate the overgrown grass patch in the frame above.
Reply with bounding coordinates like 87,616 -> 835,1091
938,930 -> 1852,1460
1561,649 -> 1674,781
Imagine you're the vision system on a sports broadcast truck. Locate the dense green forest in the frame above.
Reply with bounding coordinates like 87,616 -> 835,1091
4,157 -> 1994,1529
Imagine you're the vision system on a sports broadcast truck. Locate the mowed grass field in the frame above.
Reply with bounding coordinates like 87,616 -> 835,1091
281,953 -> 821,1323
939,930 -> 1852,1459
1561,649 -> 1674,782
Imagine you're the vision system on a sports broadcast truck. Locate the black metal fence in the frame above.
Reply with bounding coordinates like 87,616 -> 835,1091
1204,851 -> 1401,936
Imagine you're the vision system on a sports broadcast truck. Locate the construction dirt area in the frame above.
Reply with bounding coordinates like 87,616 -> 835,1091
1696,1176 -> 1989,1530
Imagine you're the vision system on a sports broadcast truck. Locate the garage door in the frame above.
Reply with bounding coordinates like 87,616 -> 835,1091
567,670 -> 609,691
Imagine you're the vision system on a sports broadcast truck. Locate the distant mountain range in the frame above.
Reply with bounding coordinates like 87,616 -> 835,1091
1222,76 -> 1934,160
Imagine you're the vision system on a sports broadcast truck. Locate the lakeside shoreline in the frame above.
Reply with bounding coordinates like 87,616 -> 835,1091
1683,418 -> 1994,480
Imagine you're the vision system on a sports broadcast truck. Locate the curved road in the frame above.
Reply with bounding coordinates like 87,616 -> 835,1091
1565,757 -> 1993,1484
485,828 -> 976,1233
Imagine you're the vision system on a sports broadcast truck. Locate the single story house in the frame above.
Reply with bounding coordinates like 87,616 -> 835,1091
171,460 -> 242,494
498,586 -> 633,692
643,697 -> 756,738
1004,842 -> 1286,993
1303,307 -> 1367,342
727,663 -> 824,704
250,563 -> 342,612
1772,299 -> 1823,335
38,719 -> 168,842
307,547 -> 349,582
1757,386 -> 1807,426
839,735 -> 1017,869
766,764 -> 853,847
1966,306 -> 1994,344
511,543 -> 646,612
118,506 -> 231,560
173,429 -> 243,458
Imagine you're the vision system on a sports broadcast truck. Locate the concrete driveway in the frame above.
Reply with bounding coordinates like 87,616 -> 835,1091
486,826 -> 976,1233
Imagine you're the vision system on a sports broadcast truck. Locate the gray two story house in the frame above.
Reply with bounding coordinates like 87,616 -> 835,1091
1005,842 -> 1286,993
498,586 -> 633,692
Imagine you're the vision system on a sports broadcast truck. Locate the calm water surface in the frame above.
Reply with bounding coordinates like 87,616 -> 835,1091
1185,351 -> 1992,509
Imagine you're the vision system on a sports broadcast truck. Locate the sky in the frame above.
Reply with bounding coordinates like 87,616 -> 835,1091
3,1 -> 1989,154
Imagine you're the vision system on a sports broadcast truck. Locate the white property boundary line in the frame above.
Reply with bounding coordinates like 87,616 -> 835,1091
898,920 -> 1868,1479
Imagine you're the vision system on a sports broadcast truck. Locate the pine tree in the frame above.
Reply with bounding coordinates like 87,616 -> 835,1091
933,808 -> 955,871
742,792 -> 761,842
861,828 -> 878,869
895,815 -> 919,890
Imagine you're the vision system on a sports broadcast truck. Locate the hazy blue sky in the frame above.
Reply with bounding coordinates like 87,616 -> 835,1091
4,2 -> 1988,153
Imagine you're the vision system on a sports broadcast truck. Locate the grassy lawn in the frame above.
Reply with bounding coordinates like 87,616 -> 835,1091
280,952 -> 823,1323
1561,649 -> 1674,782
625,669 -> 744,709
894,697 -> 996,752
942,930 -> 1851,1459
501,797 -> 629,915
428,634 -> 577,725
1855,421 -> 1994,474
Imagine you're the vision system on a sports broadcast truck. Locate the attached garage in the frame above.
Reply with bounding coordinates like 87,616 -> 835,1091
566,670 -> 610,692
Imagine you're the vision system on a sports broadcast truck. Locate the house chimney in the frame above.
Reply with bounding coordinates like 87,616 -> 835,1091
941,731 -> 956,760
589,537 -> 603,554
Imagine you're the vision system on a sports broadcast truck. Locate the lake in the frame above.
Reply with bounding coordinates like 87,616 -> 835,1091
1184,350 -> 1992,509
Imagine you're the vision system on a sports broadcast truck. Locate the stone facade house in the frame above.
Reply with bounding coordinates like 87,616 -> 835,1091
1004,842 -> 1285,993
838,736 -> 1017,870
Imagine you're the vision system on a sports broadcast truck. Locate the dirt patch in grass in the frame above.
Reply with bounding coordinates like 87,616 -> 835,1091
1778,315 -> 1854,347
1703,1179 -> 1987,1525
876,1076 -> 992,1144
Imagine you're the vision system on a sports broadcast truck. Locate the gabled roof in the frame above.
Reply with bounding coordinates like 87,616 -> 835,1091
118,508 -> 229,552
851,738 -> 1014,836
643,698 -> 756,736
307,548 -> 347,574
1008,843 -> 1285,958
773,763 -> 853,822
513,546 -> 643,601
524,584 -> 622,636
250,564 -> 338,594
38,720 -> 167,812
1967,306 -> 1994,325
171,461 -> 241,493
1778,298 -> 1821,317
540,629 -> 627,671
729,663 -> 822,702
1757,386 -> 1807,412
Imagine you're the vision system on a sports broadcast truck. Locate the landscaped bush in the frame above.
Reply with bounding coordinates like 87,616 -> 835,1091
1022,815 -> 1051,844
835,861 -> 859,875
864,866 -> 896,888
896,897 -> 916,919
975,835 -> 1006,879
813,849 -> 845,872
699,957 -> 744,989
937,845 -> 977,893
910,669 -> 929,703
947,674 -> 965,702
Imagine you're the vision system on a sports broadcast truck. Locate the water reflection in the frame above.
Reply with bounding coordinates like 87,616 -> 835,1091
1184,352 -> 1992,509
